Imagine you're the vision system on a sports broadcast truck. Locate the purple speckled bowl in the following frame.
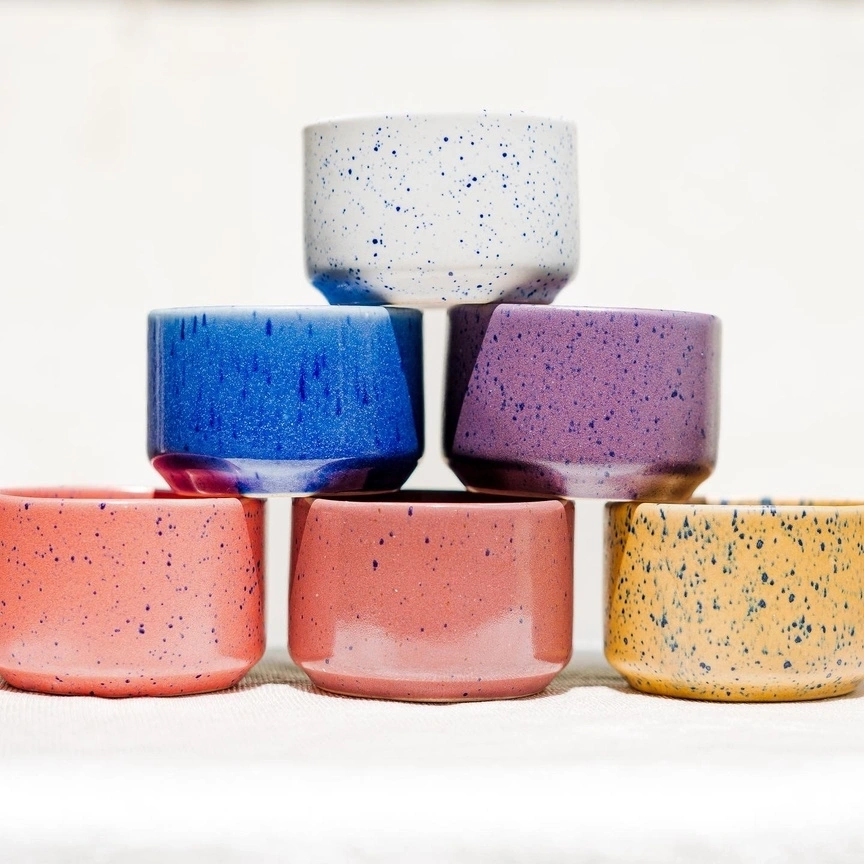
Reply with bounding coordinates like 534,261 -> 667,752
444,305 -> 721,500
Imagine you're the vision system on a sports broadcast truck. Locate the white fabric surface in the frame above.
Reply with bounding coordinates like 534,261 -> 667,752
0,649 -> 862,863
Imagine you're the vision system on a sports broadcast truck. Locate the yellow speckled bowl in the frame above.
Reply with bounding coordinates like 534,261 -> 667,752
605,500 -> 864,701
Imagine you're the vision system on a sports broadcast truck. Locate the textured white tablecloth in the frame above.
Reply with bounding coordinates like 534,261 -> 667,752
0,649 -> 862,863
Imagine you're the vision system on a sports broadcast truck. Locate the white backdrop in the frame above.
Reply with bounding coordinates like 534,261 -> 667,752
1,0 -> 862,653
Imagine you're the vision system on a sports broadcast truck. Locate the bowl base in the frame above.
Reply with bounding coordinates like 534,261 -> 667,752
615,670 -> 862,703
151,453 -> 420,497
0,661 -> 259,698
447,455 -> 712,501
298,665 -> 562,702
311,265 -> 571,308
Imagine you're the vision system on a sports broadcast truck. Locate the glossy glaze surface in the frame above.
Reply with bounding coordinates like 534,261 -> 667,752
605,500 -> 864,701
290,492 -> 573,701
0,488 -> 265,696
445,305 -> 720,499
304,113 -> 579,306
148,306 -> 424,495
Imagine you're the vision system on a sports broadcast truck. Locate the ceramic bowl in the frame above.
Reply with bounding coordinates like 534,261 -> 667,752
289,491 -> 574,701
304,112 -> 579,306
0,488 -> 265,696
148,306 -> 424,495
605,500 -> 864,701
444,305 -> 721,500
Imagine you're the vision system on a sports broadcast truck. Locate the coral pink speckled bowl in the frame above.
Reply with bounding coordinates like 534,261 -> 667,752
289,491 -> 574,701
0,488 -> 265,697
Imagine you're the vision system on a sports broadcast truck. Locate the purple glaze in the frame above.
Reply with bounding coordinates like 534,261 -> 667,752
444,305 -> 721,500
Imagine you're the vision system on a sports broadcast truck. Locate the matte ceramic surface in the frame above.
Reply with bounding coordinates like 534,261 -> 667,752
445,305 -> 720,500
304,113 -> 579,306
0,488 -> 265,696
605,500 -> 864,701
148,306 -> 424,496
289,492 -> 573,701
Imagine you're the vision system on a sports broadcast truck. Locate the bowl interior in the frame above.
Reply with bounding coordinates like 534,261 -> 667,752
308,490 -> 562,507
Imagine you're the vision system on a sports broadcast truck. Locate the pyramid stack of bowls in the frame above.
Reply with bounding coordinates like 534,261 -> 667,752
1,112 -> 862,702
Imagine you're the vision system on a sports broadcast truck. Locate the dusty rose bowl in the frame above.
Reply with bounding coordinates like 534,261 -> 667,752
0,488 -> 265,696
289,491 -> 573,701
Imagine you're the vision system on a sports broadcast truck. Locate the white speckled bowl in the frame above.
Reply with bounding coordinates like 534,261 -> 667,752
304,113 -> 579,307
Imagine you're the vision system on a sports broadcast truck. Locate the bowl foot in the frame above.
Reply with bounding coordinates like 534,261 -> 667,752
448,455 -> 711,501
0,661 -> 258,697
152,454 -> 420,496
616,670 -> 862,702
298,665 -> 562,702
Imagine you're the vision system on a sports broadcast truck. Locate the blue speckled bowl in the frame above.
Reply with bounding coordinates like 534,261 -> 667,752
304,113 -> 579,306
148,306 -> 424,495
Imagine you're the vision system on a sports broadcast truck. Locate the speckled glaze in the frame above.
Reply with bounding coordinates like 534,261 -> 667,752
0,488 -> 265,696
605,500 -> 864,701
304,113 -> 579,306
289,492 -> 573,701
148,306 -> 424,496
445,305 -> 720,499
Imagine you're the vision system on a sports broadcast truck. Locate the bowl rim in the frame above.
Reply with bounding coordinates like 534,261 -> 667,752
298,490 -> 571,509
0,487 -> 255,507
605,498 -> 864,512
450,304 -> 720,324
148,305 -> 420,319
303,111 -> 576,135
